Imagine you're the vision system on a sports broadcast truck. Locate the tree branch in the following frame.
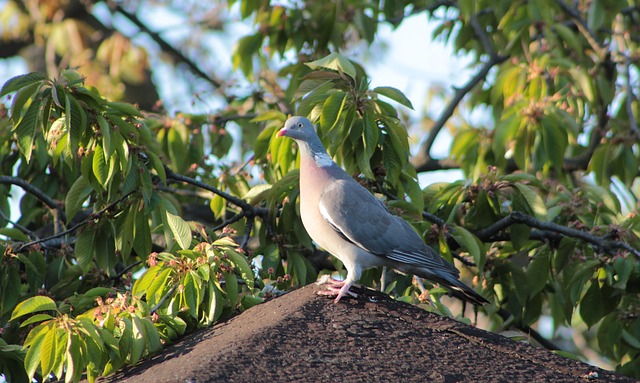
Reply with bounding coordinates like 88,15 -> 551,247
114,5 -> 232,102
0,175 -> 66,223
164,166 -> 268,220
411,13 -> 508,173
474,211 -> 640,258
556,0 -> 607,57
12,190 -> 136,253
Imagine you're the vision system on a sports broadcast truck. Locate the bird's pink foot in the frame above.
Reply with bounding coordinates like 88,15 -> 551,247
316,276 -> 357,302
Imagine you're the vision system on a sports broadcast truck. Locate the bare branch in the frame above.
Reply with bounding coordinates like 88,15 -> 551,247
411,11 -> 508,173
0,209 -> 39,240
0,176 -> 66,223
164,166 -> 268,219
13,190 -> 136,253
114,5 -> 232,102
474,211 -> 640,258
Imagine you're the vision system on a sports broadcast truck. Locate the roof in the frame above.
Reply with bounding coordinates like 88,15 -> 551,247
97,284 -> 634,383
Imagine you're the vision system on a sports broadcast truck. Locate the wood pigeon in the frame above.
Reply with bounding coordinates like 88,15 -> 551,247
277,116 -> 487,305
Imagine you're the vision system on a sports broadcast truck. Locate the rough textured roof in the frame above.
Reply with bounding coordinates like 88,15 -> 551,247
98,284 -> 634,383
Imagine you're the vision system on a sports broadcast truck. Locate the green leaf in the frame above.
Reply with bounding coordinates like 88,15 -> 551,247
373,86 -> 414,109
510,224 -> 530,251
146,151 -> 167,184
19,313 -> 54,328
10,296 -> 57,321
142,317 -> 162,353
0,227 -> 30,242
183,271 -> 200,319
231,33 -> 264,78
451,225 -> 483,271
226,249 -> 254,289
242,184 -> 272,205
209,194 -> 226,220
92,144 -> 109,188
514,184 -> 547,219
527,251 -> 550,297
305,52 -> 357,80
1,72 -> 47,97
205,279 -> 223,324
320,92 -> 347,131
166,211 -> 192,250
96,115 -> 112,161
65,176 -> 92,223
13,98 -> 41,163
24,325 -> 48,380
579,281 -> 604,328
129,316 -> 145,365
39,325 -> 57,377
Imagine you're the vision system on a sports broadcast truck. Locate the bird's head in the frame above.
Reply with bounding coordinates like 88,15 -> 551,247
277,116 -> 316,142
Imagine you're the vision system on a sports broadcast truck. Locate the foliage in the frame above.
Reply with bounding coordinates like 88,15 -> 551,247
0,0 -> 639,381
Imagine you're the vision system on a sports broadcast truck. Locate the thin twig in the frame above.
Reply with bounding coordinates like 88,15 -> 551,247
0,209 -> 39,240
13,190 -> 136,253
211,212 -> 246,232
150,283 -> 178,314
164,166 -> 268,218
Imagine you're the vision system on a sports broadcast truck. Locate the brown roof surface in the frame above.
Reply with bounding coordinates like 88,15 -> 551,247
98,284 -> 635,383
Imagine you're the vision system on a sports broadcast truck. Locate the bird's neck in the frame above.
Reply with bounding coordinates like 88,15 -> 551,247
298,139 -> 334,168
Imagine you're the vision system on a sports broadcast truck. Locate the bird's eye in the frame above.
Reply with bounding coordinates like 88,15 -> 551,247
297,123 -> 303,128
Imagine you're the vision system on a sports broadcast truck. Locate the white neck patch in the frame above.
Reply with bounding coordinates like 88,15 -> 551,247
314,152 -> 334,167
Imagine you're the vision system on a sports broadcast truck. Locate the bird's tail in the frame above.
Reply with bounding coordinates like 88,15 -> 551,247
431,274 -> 488,305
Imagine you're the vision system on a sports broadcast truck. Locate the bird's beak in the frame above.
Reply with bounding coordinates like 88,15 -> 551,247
276,128 -> 287,137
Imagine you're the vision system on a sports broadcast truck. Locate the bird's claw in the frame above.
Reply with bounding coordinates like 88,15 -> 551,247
315,276 -> 357,302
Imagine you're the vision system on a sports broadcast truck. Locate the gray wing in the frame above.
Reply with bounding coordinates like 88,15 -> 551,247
318,179 -> 459,277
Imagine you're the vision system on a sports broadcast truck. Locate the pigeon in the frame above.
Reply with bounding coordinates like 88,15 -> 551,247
277,116 -> 487,305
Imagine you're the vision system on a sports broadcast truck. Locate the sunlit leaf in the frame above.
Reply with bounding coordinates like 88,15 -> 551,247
10,296 -> 57,322
166,211 -> 192,251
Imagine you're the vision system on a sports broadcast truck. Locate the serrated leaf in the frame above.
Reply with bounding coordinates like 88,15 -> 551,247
0,227 -> 30,242
374,86 -> 414,109
75,228 -> 96,272
65,176 -> 92,222
242,184 -> 272,205
510,223 -> 531,251
306,52 -> 357,80
129,316 -> 145,365
451,225 -> 482,270
527,251 -> 549,297
92,144 -> 108,188
39,325 -> 57,377
205,279 -> 223,324
183,272 -> 199,319
1,72 -> 47,97
19,313 -> 54,328
142,318 -> 162,353
24,326 -> 47,380
320,92 -> 347,131
166,211 -> 192,250
13,98 -> 41,163
514,183 -> 547,219
226,250 -> 254,289
10,296 -> 57,321
96,115 -> 112,161
146,151 -> 167,184
580,282 -> 604,328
